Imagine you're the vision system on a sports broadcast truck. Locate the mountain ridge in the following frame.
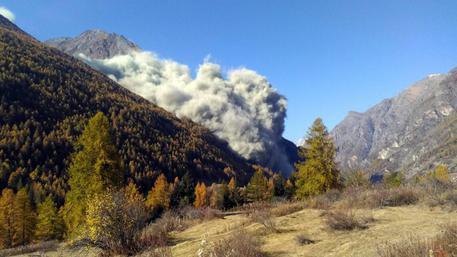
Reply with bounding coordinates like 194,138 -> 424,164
0,14 -> 253,202
45,29 -> 140,59
45,28 -> 299,174
331,69 -> 457,176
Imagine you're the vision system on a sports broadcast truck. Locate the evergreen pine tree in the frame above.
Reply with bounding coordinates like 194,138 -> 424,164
170,172 -> 195,207
63,112 -> 123,238
271,174 -> 286,197
13,188 -> 35,246
35,196 -> 63,241
0,189 -> 15,248
245,169 -> 271,202
284,179 -> 295,199
294,118 -> 340,199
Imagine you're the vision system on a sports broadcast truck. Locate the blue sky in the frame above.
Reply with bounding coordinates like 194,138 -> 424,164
2,0 -> 457,143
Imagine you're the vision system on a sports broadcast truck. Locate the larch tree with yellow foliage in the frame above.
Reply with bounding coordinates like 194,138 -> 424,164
194,182 -> 207,208
13,188 -> 35,246
227,177 -> 240,207
294,118 -> 340,199
63,112 -> 124,239
0,189 -> 15,248
428,164 -> 450,184
146,174 -> 170,214
124,181 -> 145,206
35,196 -> 63,241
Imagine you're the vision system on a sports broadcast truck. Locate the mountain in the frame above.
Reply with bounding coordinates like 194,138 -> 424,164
45,29 -> 140,59
0,14 -> 253,203
45,29 -> 299,175
331,70 -> 457,177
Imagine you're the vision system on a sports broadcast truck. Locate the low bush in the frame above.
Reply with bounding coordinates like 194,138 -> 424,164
304,189 -> 341,209
197,230 -> 264,257
249,209 -> 277,233
271,201 -> 305,217
382,187 -> 419,207
86,190 -> 148,256
137,223 -> 169,250
155,211 -> 188,233
338,186 -> 420,209
427,189 -> 457,209
325,209 -> 372,230
177,206 -> 223,221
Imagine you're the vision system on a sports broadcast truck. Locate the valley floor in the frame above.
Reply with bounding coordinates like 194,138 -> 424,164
7,204 -> 456,257
169,205 -> 455,257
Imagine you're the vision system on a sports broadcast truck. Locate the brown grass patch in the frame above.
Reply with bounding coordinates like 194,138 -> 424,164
325,209 -> 373,230
0,241 -> 59,257
377,223 -> 457,257
271,201 -> 305,216
198,230 -> 265,257
304,189 -> 342,210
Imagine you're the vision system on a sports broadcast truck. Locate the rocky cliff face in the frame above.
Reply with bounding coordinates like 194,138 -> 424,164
45,29 -> 140,59
331,70 -> 457,176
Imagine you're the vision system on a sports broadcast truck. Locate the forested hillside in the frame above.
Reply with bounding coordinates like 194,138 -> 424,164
0,14 -> 253,205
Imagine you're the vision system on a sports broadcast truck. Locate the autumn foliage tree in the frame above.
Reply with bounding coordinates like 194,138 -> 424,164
227,177 -> 240,207
13,188 -> 35,246
34,196 -> 63,241
124,181 -> 145,206
63,112 -> 124,238
0,188 -> 15,248
86,190 -> 148,255
428,164 -> 450,184
194,182 -> 207,208
146,174 -> 170,215
294,118 -> 340,199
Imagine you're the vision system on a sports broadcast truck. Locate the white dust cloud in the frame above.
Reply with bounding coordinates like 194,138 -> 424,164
0,7 -> 15,22
80,51 -> 293,173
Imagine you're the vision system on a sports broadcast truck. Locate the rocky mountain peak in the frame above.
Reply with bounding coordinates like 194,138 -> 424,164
330,69 -> 457,176
45,29 -> 140,59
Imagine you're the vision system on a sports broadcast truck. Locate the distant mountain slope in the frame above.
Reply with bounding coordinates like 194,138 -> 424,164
331,70 -> 457,176
0,14 -> 253,202
45,29 -> 298,174
45,29 -> 140,59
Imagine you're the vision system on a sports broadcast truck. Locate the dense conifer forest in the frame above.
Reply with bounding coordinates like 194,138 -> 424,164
0,15 -> 253,205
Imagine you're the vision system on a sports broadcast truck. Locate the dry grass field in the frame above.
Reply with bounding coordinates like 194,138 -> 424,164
168,205 -> 455,257
5,187 -> 457,257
